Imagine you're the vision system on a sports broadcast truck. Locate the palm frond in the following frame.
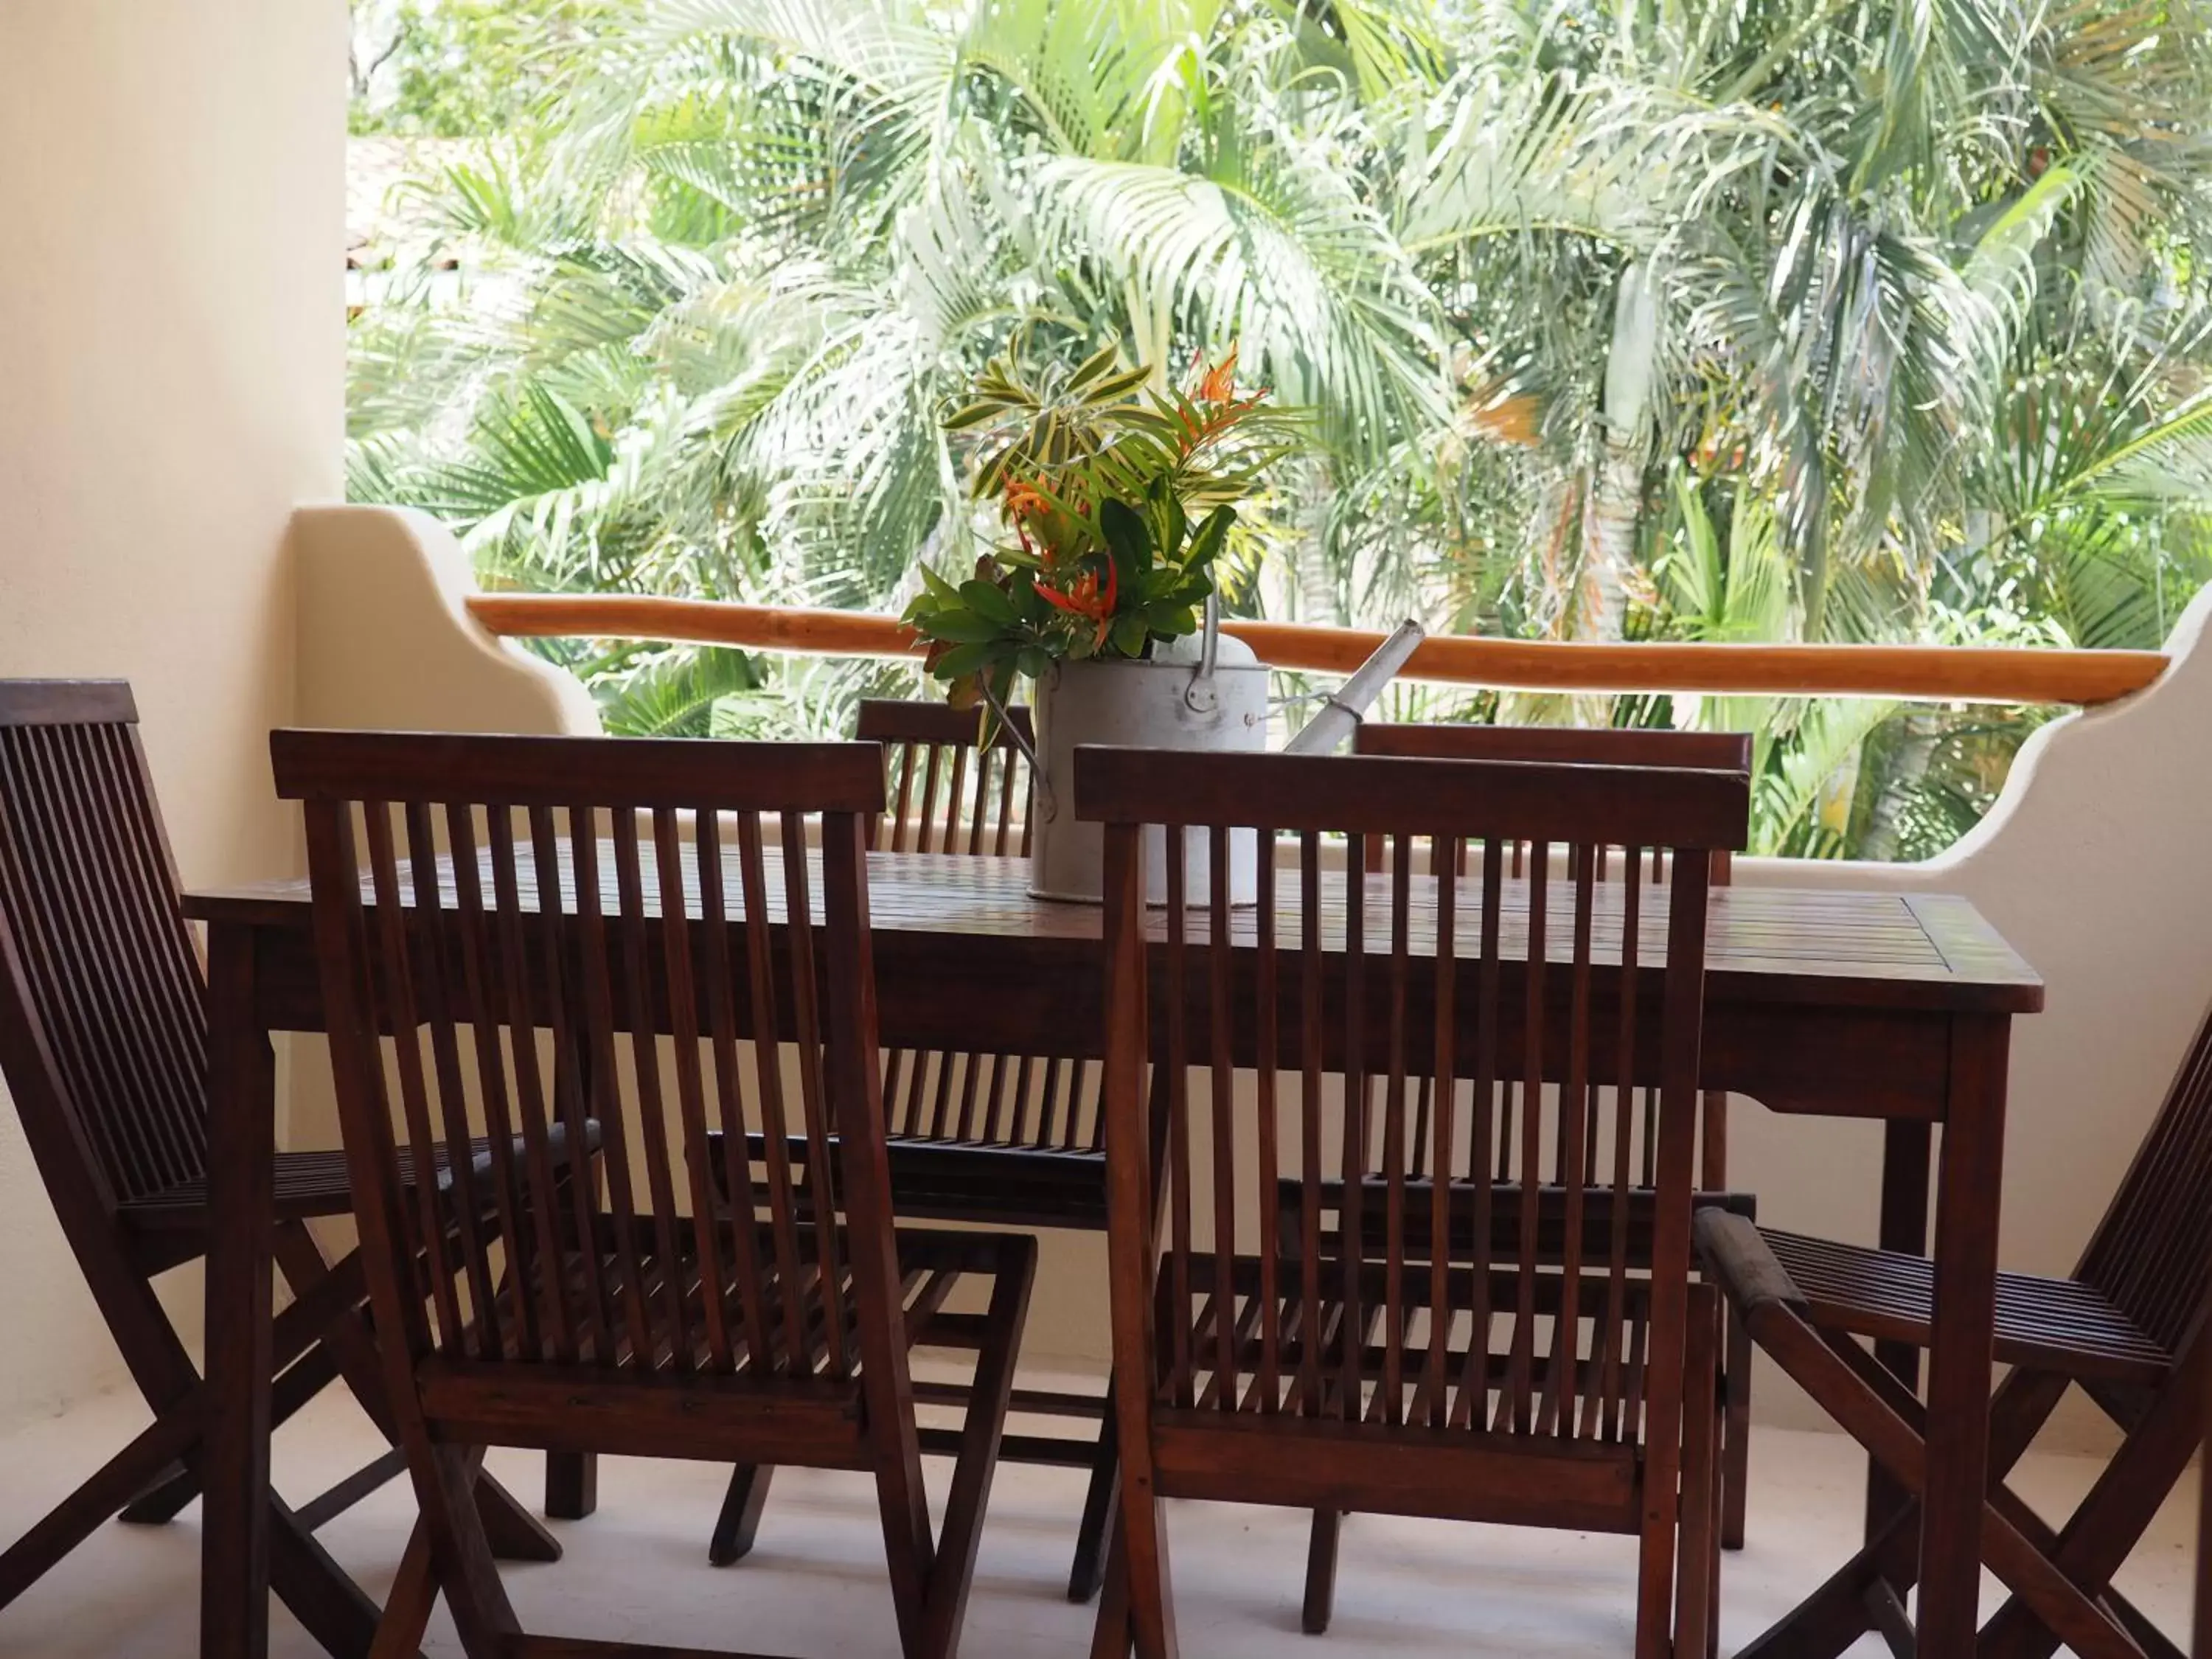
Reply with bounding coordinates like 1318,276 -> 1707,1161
591,644 -> 763,734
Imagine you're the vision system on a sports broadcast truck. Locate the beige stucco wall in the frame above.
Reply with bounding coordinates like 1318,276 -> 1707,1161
1731,591 -> 2212,1284
293,505 -> 601,737
0,0 -> 346,1427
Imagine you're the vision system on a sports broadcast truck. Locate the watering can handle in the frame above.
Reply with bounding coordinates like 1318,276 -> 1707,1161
981,678 -> 1056,822
1184,594 -> 1222,714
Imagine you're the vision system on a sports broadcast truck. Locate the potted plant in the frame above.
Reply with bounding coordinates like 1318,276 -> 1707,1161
905,343 -> 1295,902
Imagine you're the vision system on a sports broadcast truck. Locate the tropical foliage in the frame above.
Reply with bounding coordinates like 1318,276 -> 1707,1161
345,0 -> 2212,857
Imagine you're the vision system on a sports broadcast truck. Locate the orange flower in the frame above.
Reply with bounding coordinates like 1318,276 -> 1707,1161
1036,560 -> 1119,649
1195,346 -> 1239,404
1002,474 -> 1050,521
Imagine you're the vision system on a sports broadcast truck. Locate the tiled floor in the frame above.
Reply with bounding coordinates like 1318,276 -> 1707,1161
0,1380 -> 2196,1656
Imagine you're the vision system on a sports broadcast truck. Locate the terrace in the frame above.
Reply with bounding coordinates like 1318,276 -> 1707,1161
2,5 -> 2210,1658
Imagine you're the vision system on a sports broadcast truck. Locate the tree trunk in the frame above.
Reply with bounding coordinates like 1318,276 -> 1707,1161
1578,261 -> 1660,644
1856,708 -> 1940,861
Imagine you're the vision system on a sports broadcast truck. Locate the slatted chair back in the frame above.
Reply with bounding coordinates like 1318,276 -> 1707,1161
2076,998 -> 2212,1366
1080,746 -> 1746,1653
1353,723 -> 1750,1192
0,682 -> 208,1220
274,730 -> 908,1406
1354,723 -> 1750,885
859,699 -> 1034,857
855,700 -> 1099,1153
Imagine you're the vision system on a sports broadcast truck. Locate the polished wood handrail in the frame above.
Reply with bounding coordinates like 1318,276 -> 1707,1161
465,592 -> 2169,707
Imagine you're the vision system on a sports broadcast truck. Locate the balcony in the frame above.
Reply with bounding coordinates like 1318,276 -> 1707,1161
4,6 -> 2211,1655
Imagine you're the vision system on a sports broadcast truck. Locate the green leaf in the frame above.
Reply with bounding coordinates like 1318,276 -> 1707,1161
1109,614 -> 1151,657
928,641 -> 995,680
959,579 -> 1018,624
1099,498 -> 1152,589
1088,365 -> 1152,403
974,446 -> 1018,499
1159,487 -> 1187,563
1064,344 -> 1121,393
1183,505 -> 1235,570
943,400 -> 1008,432
917,608 -> 1004,644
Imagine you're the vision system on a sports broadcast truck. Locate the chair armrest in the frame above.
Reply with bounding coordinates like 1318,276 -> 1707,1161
1694,1208 -> 1806,1318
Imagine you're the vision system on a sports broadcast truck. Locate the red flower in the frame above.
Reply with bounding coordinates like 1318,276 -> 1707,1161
1037,559 -> 1119,649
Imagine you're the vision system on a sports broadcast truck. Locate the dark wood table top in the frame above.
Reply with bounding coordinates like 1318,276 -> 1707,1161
185,844 -> 2042,1018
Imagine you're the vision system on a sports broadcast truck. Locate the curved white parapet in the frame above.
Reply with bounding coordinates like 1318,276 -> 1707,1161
292,504 -> 601,737
1734,581 -> 2212,1331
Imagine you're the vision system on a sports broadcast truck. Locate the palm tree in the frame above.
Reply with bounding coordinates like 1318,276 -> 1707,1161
346,0 -> 2212,855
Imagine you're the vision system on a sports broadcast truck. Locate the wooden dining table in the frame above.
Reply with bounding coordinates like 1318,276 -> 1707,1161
183,846 -> 2042,1659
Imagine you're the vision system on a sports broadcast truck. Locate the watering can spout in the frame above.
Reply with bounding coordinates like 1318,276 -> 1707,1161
1281,620 -> 1427,755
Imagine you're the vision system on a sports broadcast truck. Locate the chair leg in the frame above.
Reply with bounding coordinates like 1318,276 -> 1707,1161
409,1445 -> 521,1659
264,1488 -> 392,1659
116,1462 -> 199,1526
1301,1512 -> 1341,1635
1089,1524 -> 1134,1659
1067,1397 -> 1119,1604
1721,1298 -> 1753,1551
2102,1585 -> 2191,1659
122,1309 -> 348,1526
370,1519 -> 439,1659
917,1235 -> 1036,1659
709,1466 -> 775,1567
0,1408 -> 199,1608
295,1447 -> 412,1534
1975,1352 -> 2205,1659
1121,1491 -> 1180,1659
1750,1310 -> 2146,1659
272,1228 -> 559,1565
1675,1285 -> 1720,1659
543,1452 -> 597,1521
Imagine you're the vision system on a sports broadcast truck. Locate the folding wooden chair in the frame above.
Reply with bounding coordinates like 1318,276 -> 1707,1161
1078,745 -> 1749,1659
0,681 -> 563,1655
706,700 -> 1124,1601
276,728 -> 1036,1659
1698,990 -> 2212,1658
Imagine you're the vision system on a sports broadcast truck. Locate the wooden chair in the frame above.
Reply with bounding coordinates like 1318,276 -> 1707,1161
1351,721 -> 1759,1562
869,698 -> 1035,859
860,701 -> 1107,1226
1697,987 -> 2212,1659
2199,1349 -> 2211,1658
1077,745 -> 1750,1659
274,728 -> 1037,1659
0,681 -> 562,1653
709,699 -> 1125,1601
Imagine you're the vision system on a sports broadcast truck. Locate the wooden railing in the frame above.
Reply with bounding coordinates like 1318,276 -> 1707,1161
465,593 -> 2169,707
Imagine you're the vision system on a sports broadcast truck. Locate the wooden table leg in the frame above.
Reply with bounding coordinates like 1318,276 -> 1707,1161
1868,1119 -> 1931,1540
1916,1014 -> 2009,1654
201,927 -> 389,1659
204,921 -> 275,1659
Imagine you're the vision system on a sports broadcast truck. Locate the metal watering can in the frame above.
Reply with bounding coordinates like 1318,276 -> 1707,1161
1004,602 -> 1425,905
